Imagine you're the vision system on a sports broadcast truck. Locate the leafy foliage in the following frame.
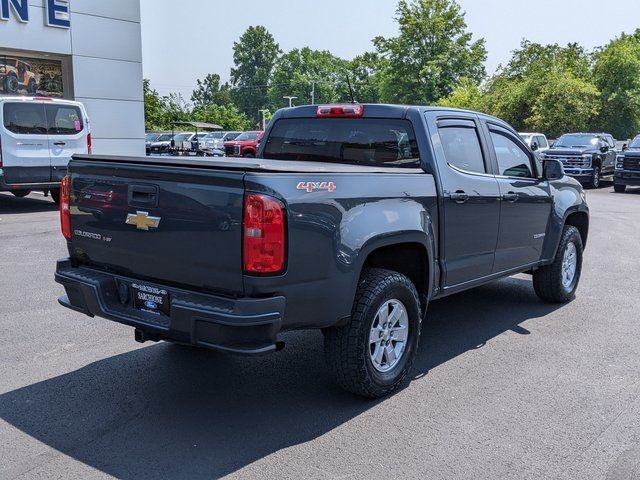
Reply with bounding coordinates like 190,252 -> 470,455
191,74 -> 233,110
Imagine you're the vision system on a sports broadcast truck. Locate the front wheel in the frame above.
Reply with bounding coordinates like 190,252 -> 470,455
11,189 -> 30,198
243,153 -> 255,158
586,166 -> 601,189
323,268 -> 422,398
533,226 -> 583,303
614,183 -> 627,193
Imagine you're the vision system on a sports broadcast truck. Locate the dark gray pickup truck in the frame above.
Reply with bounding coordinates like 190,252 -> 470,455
55,104 -> 589,398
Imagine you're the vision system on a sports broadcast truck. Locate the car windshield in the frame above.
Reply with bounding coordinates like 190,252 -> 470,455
235,132 -> 259,141
146,133 -> 161,142
204,132 -> 224,140
555,134 -> 600,148
173,133 -> 193,142
156,134 -> 172,142
263,118 -> 421,167
629,136 -> 640,148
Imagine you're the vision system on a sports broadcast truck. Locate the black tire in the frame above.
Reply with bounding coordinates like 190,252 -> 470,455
533,226 -> 583,303
27,79 -> 38,95
323,268 -> 422,398
4,75 -> 18,94
11,189 -> 30,198
614,183 -> 627,193
586,166 -> 601,189
243,153 -> 255,158
50,188 -> 61,204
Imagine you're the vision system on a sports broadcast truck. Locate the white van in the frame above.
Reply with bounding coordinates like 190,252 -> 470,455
0,97 -> 90,203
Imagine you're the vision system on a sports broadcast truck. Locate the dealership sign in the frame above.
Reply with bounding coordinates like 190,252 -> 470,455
0,0 -> 70,29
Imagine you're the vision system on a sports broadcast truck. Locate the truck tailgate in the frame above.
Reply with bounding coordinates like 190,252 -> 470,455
68,159 -> 245,296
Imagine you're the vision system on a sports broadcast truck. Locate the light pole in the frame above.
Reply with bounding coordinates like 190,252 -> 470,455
258,109 -> 268,131
283,96 -> 298,108
310,81 -> 316,105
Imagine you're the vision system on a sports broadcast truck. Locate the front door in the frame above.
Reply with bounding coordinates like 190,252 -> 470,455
427,114 -> 501,288
1,101 -> 50,184
484,123 -> 553,272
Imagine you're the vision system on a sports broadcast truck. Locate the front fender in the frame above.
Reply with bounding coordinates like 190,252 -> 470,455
541,177 -> 589,263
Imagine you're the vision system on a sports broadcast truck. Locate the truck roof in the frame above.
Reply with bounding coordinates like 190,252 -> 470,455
0,96 -> 86,108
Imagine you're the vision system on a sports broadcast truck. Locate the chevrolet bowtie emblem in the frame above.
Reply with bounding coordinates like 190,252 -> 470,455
126,211 -> 161,231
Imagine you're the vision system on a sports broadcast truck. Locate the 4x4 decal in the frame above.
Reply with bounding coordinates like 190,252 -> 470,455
297,181 -> 337,193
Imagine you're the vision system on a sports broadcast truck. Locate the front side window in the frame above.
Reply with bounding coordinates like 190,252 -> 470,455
490,131 -> 535,178
537,136 -> 548,149
263,118 -> 420,167
3,102 -> 47,134
46,104 -> 84,135
439,126 -> 486,174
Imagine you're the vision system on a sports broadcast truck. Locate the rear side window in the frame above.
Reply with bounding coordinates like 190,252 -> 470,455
3,102 -> 47,134
439,126 -> 486,174
46,104 -> 84,135
263,118 -> 420,167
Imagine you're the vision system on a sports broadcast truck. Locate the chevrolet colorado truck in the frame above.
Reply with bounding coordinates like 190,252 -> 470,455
541,132 -> 617,189
614,135 -> 640,193
55,104 -> 589,398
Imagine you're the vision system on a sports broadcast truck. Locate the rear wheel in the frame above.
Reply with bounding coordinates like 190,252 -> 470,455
614,183 -> 627,193
323,268 -> 422,398
586,166 -> 601,189
50,188 -> 61,204
27,79 -> 38,94
11,189 -> 30,198
533,226 -> 583,303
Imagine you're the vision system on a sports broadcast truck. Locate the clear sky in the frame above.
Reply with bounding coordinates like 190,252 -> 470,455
141,0 -> 639,99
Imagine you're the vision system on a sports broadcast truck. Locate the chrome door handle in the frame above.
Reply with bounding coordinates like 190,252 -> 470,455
503,192 -> 519,203
450,191 -> 469,204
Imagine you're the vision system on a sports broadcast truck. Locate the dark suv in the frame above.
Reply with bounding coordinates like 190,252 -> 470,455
614,135 -> 640,193
542,133 -> 616,188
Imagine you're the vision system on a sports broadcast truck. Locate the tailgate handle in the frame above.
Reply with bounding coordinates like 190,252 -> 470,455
128,184 -> 159,208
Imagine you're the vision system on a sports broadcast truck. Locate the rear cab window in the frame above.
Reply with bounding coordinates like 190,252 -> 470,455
262,118 -> 420,167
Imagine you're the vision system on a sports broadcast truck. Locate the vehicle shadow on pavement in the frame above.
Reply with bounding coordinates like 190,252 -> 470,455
0,193 -> 57,213
0,277 -> 562,479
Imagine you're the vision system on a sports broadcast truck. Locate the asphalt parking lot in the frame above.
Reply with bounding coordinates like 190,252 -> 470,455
1,186 -> 639,480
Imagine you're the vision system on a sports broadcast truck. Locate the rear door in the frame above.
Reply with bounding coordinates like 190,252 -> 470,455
484,123 -> 552,272
45,102 -> 88,182
427,113 -> 501,287
1,100 -> 50,184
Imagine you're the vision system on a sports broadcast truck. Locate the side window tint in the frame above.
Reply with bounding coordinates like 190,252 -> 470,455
3,102 -> 47,134
439,126 -> 486,174
490,131 -> 535,178
47,104 -> 84,135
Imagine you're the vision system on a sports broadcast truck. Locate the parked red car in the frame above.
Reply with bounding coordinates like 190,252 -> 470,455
224,131 -> 264,158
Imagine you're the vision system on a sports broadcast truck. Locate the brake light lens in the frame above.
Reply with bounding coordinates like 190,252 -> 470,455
60,176 -> 72,240
243,194 -> 286,275
317,104 -> 364,118
87,133 -> 92,154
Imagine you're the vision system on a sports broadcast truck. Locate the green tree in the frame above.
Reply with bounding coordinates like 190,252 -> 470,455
348,52 -> 386,103
193,104 -> 250,131
231,26 -> 281,123
374,0 -> 487,105
593,30 -> 640,139
268,48 -> 349,109
437,77 -> 486,112
143,79 -> 167,131
191,73 -> 233,109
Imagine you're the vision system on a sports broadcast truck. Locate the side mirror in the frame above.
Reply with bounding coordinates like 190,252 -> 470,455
543,159 -> 564,181
531,142 -> 539,152
623,144 -> 628,151
600,145 -> 609,153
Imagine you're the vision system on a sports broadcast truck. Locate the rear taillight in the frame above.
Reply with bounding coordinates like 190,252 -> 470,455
87,133 -> 92,154
317,104 -> 364,118
60,176 -> 72,240
243,194 -> 286,275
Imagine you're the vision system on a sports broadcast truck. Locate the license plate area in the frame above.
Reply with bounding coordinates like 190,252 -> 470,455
131,282 -> 171,317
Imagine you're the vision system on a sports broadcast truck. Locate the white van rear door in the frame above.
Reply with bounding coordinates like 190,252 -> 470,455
46,102 -> 88,182
1,101 -> 51,184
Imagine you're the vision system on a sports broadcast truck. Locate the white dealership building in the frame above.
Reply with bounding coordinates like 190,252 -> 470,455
0,0 -> 144,155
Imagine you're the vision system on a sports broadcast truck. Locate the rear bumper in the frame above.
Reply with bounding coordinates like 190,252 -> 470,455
55,259 -> 286,355
0,172 -> 60,192
615,171 -> 640,186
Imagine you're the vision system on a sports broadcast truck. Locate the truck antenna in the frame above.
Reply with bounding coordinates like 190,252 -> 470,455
346,76 -> 357,104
